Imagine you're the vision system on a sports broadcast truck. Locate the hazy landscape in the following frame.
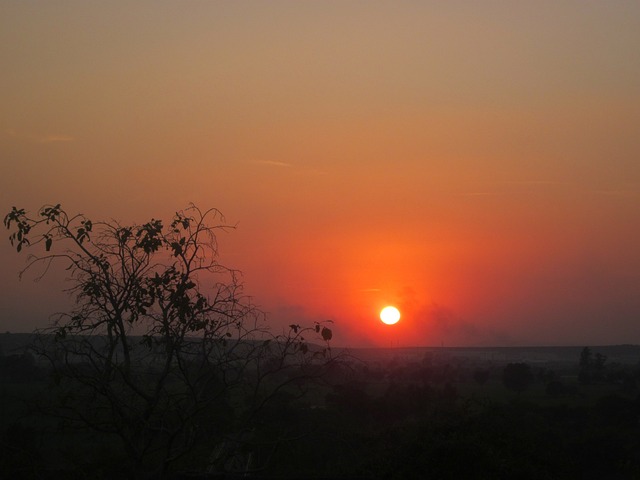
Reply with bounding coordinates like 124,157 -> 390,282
3,332 -> 640,478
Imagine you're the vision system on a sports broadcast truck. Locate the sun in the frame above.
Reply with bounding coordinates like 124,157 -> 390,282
380,306 -> 401,325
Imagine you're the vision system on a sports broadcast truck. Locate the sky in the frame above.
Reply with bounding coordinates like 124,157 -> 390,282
1,1 -> 640,347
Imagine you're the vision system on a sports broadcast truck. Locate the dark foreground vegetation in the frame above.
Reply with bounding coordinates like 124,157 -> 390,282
3,204 -> 640,478
3,339 -> 640,479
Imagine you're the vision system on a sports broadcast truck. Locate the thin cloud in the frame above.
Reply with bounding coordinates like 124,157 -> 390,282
593,189 -> 637,197
297,167 -> 328,176
3,129 -> 74,143
37,134 -> 74,143
459,192 -> 499,197
500,180 -> 563,186
251,159 -> 327,176
458,180 -> 568,197
253,160 -> 292,168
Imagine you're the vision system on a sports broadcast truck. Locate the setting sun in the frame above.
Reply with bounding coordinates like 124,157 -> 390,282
380,306 -> 401,325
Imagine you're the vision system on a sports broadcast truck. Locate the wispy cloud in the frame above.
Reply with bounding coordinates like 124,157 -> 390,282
458,180 -> 568,197
253,160 -> 292,168
251,159 -> 328,176
459,192 -> 500,197
4,129 -> 74,143
300,168 -> 328,176
593,189 -> 637,197
500,180 -> 563,186
37,134 -> 74,143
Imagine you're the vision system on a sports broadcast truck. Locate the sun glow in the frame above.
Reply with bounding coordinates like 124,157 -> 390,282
380,306 -> 401,325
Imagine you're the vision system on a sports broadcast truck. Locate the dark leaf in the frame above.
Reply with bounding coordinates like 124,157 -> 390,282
321,327 -> 332,341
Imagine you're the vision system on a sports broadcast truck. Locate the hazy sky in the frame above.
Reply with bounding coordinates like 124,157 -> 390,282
2,1 -> 639,347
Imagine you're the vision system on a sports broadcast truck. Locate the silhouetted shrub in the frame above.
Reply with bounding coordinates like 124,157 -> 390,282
502,362 -> 534,395
472,368 -> 490,386
546,379 -> 566,397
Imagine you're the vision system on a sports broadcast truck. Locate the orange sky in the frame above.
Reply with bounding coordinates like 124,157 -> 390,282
2,2 -> 640,346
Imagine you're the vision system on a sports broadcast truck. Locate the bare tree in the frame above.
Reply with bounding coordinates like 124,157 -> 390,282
4,204 -> 334,477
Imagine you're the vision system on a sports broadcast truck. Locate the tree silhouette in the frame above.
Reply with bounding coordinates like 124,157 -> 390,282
4,204 -> 334,477
579,347 -> 593,369
502,362 -> 534,396
579,346 -> 608,384
472,368 -> 490,387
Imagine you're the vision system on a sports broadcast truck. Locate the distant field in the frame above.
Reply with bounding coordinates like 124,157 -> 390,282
4,332 -> 640,365
342,344 -> 640,366
3,332 -> 640,478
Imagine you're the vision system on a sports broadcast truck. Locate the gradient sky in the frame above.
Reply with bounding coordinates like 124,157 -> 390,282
2,1 -> 640,347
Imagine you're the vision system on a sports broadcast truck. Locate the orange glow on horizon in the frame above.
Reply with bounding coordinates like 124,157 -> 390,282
2,3 -> 640,347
